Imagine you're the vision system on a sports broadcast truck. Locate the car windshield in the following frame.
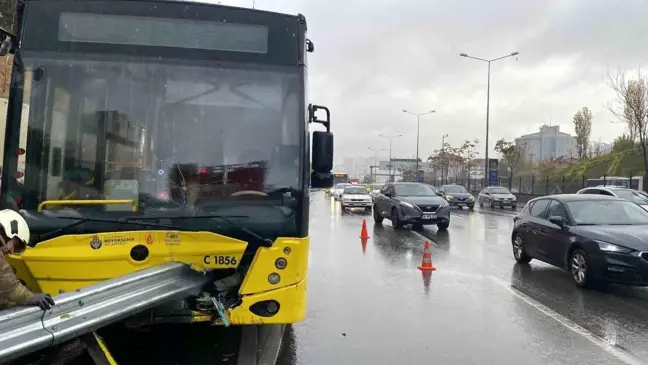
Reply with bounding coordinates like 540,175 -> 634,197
336,184 -> 351,190
343,187 -> 367,195
614,190 -> 648,205
394,184 -> 436,196
567,200 -> 648,225
443,185 -> 467,193
490,187 -> 511,194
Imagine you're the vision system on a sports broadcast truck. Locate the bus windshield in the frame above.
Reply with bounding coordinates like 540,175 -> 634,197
2,1 -> 306,238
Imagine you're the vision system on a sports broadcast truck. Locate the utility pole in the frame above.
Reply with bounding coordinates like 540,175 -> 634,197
402,109 -> 435,182
441,134 -> 448,184
459,51 -> 519,178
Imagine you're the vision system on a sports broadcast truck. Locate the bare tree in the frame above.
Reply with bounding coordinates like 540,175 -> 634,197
494,139 -> 526,189
573,106 -> 592,160
397,161 -> 419,182
607,69 -> 648,191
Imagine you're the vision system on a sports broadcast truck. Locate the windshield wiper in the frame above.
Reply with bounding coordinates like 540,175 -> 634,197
41,216 -> 187,241
126,214 -> 274,247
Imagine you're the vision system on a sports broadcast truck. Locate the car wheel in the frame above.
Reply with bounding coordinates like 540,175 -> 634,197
437,221 -> 449,231
512,235 -> 532,263
468,205 -> 474,210
373,206 -> 383,224
512,205 -> 517,210
364,207 -> 372,214
391,208 -> 404,229
490,201 -> 495,209
479,200 -> 483,208
340,204 -> 346,210
570,248 -> 592,288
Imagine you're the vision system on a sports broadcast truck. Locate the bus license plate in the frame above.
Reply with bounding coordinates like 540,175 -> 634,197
422,214 -> 436,220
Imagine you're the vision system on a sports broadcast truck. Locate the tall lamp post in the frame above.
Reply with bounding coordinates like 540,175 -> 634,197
441,133 -> 448,183
379,133 -> 403,182
402,109 -> 435,181
368,147 -> 385,183
459,51 -> 519,177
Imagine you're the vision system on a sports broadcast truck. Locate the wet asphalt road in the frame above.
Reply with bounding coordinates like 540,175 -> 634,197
278,192 -> 648,365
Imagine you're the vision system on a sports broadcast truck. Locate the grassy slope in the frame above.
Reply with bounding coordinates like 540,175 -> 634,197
549,149 -> 645,181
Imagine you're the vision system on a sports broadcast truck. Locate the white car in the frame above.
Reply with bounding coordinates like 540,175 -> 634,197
340,186 -> 373,211
331,183 -> 352,200
477,186 -> 517,209
576,186 -> 648,211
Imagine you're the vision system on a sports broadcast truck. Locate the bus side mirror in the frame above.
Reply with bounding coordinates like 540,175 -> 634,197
312,131 -> 332,172
311,131 -> 333,188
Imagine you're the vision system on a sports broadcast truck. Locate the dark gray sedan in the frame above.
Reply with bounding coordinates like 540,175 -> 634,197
373,182 -> 451,230
439,184 -> 475,209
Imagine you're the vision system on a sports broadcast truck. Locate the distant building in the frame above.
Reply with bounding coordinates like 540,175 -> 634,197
589,141 -> 612,155
515,125 -> 577,163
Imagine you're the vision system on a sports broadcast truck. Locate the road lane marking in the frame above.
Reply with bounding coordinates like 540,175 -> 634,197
489,276 -> 644,365
451,214 -> 467,219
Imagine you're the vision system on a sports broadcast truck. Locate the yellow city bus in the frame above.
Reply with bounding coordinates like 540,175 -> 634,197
0,0 -> 333,327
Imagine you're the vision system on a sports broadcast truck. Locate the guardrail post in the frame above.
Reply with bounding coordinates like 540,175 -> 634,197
562,175 -> 565,193
545,176 -> 549,195
531,175 -> 535,194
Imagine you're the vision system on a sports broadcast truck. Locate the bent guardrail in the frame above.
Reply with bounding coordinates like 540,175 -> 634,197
0,262 -> 211,363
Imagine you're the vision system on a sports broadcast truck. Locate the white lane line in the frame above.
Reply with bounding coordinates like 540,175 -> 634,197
489,276 -> 645,365
451,214 -> 467,219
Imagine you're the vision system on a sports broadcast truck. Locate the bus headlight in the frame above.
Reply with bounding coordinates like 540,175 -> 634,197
268,273 -> 281,285
275,257 -> 288,270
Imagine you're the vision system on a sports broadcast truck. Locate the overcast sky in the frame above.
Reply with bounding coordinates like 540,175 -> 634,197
219,0 -> 647,164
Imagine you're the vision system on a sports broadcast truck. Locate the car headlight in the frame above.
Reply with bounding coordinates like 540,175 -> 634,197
469,195 -> 474,200
445,195 -> 453,200
596,241 -> 632,253
400,201 -> 414,208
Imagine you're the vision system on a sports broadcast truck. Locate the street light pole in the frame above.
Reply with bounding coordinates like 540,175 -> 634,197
402,109 -> 435,181
441,133 -> 448,183
459,51 -> 519,180
379,133 -> 403,182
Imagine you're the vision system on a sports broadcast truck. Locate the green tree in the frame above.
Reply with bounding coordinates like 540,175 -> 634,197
608,69 -> 648,191
612,133 -> 635,153
573,106 -> 593,160
428,143 -> 463,182
457,139 -> 480,178
494,139 -> 526,189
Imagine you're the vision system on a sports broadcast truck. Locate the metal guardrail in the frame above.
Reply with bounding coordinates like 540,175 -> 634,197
0,262 -> 212,363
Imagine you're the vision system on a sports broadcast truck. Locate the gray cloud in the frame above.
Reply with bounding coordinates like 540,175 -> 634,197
223,0 -> 637,164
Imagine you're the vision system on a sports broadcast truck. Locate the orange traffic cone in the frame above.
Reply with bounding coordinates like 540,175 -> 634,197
418,241 -> 436,271
360,237 -> 368,254
360,219 -> 370,239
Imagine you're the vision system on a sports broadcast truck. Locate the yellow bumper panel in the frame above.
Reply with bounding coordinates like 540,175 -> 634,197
239,237 -> 309,294
228,275 -> 308,324
10,230 -> 248,294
